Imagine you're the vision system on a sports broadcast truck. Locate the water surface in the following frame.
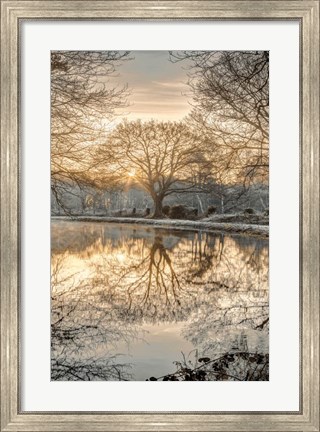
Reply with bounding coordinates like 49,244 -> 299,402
51,220 -> 269,381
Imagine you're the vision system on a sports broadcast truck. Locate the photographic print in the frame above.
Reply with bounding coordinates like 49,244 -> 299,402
51,50 -> 269,382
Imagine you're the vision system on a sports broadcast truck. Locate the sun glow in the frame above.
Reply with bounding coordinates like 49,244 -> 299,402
115,252 -> 126,263
128,169 -> 136,178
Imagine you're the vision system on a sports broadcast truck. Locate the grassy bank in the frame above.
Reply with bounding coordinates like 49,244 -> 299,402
52,215 -> 269,238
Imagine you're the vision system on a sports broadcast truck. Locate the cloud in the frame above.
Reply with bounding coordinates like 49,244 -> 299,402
116,51 -> 192,121
152,80 -> 186,89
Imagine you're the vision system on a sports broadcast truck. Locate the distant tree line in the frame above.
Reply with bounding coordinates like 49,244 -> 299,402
51,180 -> 269,217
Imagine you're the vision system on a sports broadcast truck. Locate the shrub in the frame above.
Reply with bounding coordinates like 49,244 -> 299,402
169,205 -> 198,219
145,207 -> 151,216
162,205 -> 170,216
207,206 -> 217,216
169,205 -> 187,219
243,208 -> 255,215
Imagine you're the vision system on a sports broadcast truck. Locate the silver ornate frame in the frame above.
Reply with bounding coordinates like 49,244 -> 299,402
1,1 -> 319,431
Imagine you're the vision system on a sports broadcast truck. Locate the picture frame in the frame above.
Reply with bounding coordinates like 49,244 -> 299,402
1,1 -> 319,431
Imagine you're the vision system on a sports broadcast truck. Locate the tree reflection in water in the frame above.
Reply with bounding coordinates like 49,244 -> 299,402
51,221 -> 269,381
51,256 -> 139,381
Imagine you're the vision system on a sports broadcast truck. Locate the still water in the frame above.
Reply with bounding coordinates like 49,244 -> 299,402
51,220 -> 269,381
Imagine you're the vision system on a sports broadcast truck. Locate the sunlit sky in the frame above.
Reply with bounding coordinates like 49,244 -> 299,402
116,51 -> 192,122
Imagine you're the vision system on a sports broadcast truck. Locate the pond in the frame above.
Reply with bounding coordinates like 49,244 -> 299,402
51,220 -> 269,381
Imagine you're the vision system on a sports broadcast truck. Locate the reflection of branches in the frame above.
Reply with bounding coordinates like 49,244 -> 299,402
52,222 -> 269,381
53,223 -> 268,331
179,234 -> 269,356
52,356 -> 131,381
93,234 -> 196,323
185,232 -> 268,296
187,231 -> 217,279
51,257 -> 140,381
129,236 -> 182,306
182,288 -> 269,371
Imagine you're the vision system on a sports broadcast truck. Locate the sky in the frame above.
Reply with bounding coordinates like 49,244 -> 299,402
115,51 -> 192,122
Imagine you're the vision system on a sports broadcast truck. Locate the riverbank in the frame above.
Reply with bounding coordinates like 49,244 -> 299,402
52,215 -> 269,238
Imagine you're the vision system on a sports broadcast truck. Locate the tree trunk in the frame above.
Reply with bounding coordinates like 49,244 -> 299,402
221,196 -> 225,214
152,195 -> 164,218
196,194 -> 204,213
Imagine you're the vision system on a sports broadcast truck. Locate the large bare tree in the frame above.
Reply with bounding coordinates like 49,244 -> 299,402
170,51 -> 269,185
96,120 -> 211,217
51,50 -> 131,205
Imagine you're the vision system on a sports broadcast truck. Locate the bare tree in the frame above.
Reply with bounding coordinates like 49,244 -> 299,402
170,51 -> 269,185
95,120 -> 211,217
51,50 -> 131,205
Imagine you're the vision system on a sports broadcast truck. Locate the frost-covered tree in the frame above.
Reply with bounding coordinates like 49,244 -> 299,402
96,120 -> 210,217
51,50 -> 131,206
170,51 -> 269,185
